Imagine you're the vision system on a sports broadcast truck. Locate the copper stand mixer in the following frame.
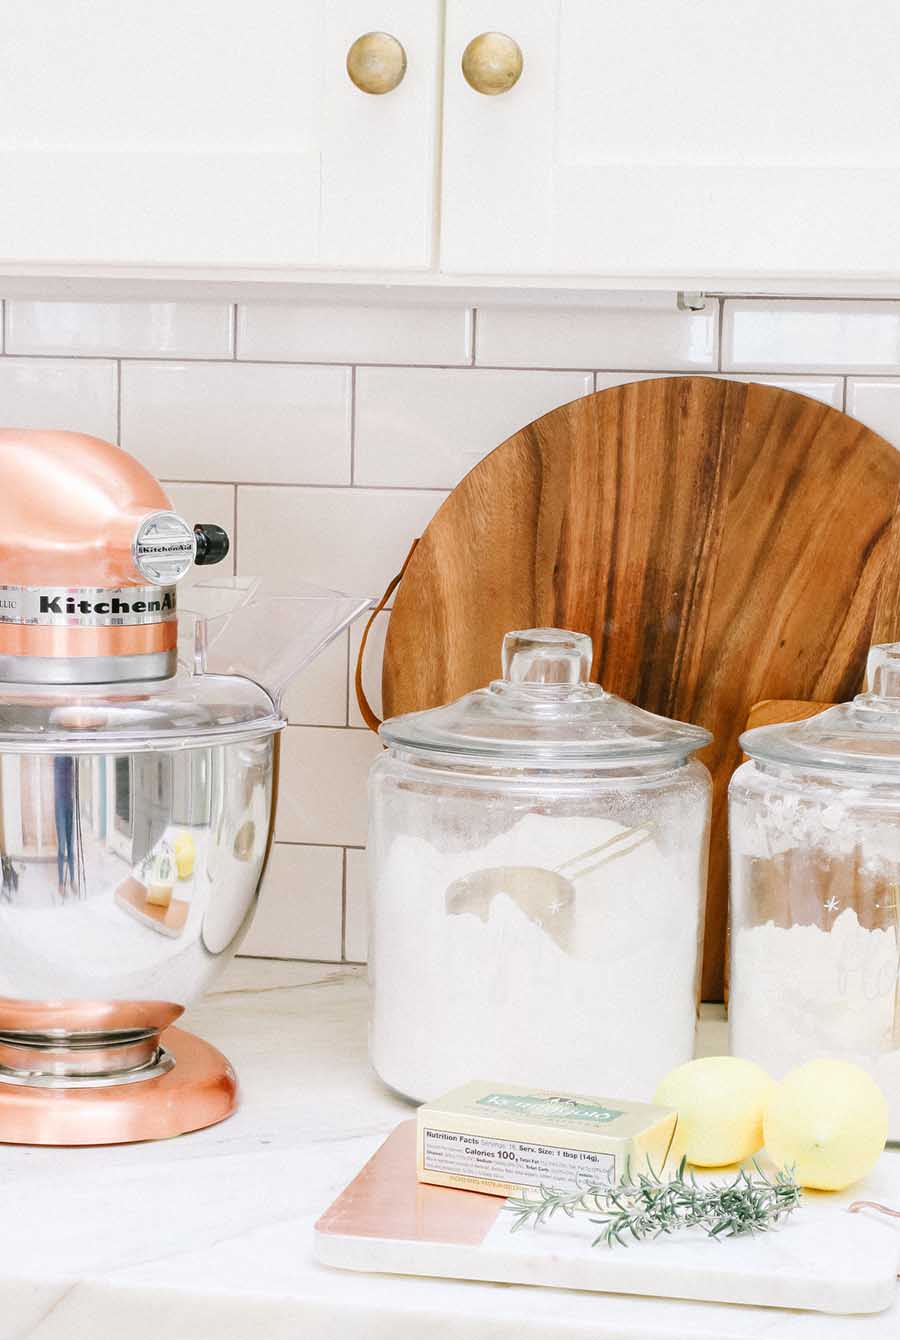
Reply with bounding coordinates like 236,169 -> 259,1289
0,429 -> 367,1144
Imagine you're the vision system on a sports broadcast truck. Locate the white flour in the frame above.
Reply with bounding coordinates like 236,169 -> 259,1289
730,910 -> 900,1138
370,812 -> 705,1104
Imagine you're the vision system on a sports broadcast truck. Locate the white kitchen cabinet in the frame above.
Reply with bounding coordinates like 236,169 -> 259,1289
440,0 -> 900,282
0,1 -> 439,270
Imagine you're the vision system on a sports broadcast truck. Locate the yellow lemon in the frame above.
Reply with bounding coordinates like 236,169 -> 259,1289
764,1060 -> 887,1190
654,1056 -> 775,1167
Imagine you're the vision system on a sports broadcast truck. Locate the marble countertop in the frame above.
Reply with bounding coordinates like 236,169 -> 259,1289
1,959 -> 897,1340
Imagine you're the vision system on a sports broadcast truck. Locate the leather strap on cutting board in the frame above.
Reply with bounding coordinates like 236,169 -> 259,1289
356,376 -> 900,1000
355,539 -> 418,732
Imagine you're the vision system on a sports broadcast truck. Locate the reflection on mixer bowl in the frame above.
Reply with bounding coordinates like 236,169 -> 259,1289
0,735 -> 276,1013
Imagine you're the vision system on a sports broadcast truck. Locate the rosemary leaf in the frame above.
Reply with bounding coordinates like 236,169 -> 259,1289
503,1157 -> 802,1248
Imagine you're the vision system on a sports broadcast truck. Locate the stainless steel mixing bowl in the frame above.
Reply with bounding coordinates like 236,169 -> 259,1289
0,586 -> 368,1094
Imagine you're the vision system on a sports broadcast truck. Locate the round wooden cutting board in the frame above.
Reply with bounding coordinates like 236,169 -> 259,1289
380,376 -> 900,1000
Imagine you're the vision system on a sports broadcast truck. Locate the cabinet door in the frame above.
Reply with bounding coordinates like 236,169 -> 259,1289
0,1 -> 439,270
441,0 -> 900,280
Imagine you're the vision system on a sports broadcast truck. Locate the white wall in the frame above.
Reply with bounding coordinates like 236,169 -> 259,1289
3,293 -> 900,964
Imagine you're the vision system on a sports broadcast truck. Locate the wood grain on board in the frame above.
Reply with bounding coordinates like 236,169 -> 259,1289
380,377 -> 900,1000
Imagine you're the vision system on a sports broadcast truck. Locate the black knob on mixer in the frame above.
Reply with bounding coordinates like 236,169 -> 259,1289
193,524 -> 230,566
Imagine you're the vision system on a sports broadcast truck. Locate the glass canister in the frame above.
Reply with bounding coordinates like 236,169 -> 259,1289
730,644 -> 900,1139
367,628 -> 712,1104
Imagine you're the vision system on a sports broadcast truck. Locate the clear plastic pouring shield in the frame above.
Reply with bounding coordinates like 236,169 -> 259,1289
181,579 -> 371,713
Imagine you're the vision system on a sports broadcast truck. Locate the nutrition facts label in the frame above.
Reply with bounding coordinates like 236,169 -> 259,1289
422,1128 -> 616,1190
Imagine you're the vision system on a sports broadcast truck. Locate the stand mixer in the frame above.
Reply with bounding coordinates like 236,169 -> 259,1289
0,429 -> 367,1144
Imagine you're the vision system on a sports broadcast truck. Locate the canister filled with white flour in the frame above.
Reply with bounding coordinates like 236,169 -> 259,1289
367,628 -> 712,1104
729,643 -> 900,1140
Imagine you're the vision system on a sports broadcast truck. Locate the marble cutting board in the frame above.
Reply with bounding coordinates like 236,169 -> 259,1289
315,1120 -> 900,1315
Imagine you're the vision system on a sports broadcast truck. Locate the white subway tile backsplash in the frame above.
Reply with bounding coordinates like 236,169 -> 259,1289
237,486 -> 446,603
283,629 -> 348,727
0,288 -> 889,970
354,367 -> 592,489
594,371 -> 679,391
0,357 -> 117,438
846,378 -> 900,448
6,301 -> 233,358
344,848 -> 368,963
121,361 -> 351,484
716,374 -> 844,408
723,300 -> 900,374
277,726 -> 382,847
237,303 -> 473,366
477,299 -> 717,371
240,843 -> 343,961
161,481 -> 236,585
594,371 -> 843,408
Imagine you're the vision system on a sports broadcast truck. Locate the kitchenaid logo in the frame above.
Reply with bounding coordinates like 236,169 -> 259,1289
132,511 -> 196,583
135,542 -> 194,556
38,592 -> 175,616
0,584 -> 177,627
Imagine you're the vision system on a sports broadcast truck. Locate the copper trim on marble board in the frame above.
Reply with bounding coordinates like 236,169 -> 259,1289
315,1120 -> 502,1246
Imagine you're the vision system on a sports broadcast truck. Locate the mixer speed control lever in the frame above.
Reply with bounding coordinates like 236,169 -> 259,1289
193,524 -> 230,566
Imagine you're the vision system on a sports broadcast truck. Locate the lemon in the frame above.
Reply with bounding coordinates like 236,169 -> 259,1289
763,1060 -> 888,1190
654,1056 -> 775,1167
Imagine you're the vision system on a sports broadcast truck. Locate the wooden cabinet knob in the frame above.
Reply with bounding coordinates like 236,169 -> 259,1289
461,32 -> 523,95
346,31 -> 407,95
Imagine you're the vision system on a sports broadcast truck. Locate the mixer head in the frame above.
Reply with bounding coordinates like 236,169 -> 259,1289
0,430 -> 228,685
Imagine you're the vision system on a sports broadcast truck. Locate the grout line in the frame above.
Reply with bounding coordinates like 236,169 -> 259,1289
274,838 -> 364,851
230,303 -> 238,359
349,366 -> 357,484
344,625 -> 352,727
115,358 -> 122,442
842,376 -> 848,413
0,298 -> 4,354
716,297 -> 724,371
0,351 -> 232,363
280,716 -> 352,730
165,480 -> 451,494
469,307 -> 478,365
237,953 -> 360,968
282,720 -> 376,734
1,347 -> 891,379
231,482 -> 239,573
340,848 -> 348,961
0,350 -> 600,373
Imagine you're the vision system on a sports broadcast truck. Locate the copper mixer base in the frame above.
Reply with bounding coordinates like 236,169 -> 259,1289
0,1027 -> 237,1145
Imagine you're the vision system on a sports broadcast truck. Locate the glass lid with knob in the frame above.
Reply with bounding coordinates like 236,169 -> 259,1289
379,627 -> 712,768
741,642 -> 900,778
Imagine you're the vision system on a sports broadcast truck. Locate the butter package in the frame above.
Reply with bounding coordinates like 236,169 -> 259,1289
417,1080 -> 678,1198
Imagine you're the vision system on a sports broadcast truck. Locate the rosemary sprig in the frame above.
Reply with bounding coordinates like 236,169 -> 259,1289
504,1156 -> 801,1248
